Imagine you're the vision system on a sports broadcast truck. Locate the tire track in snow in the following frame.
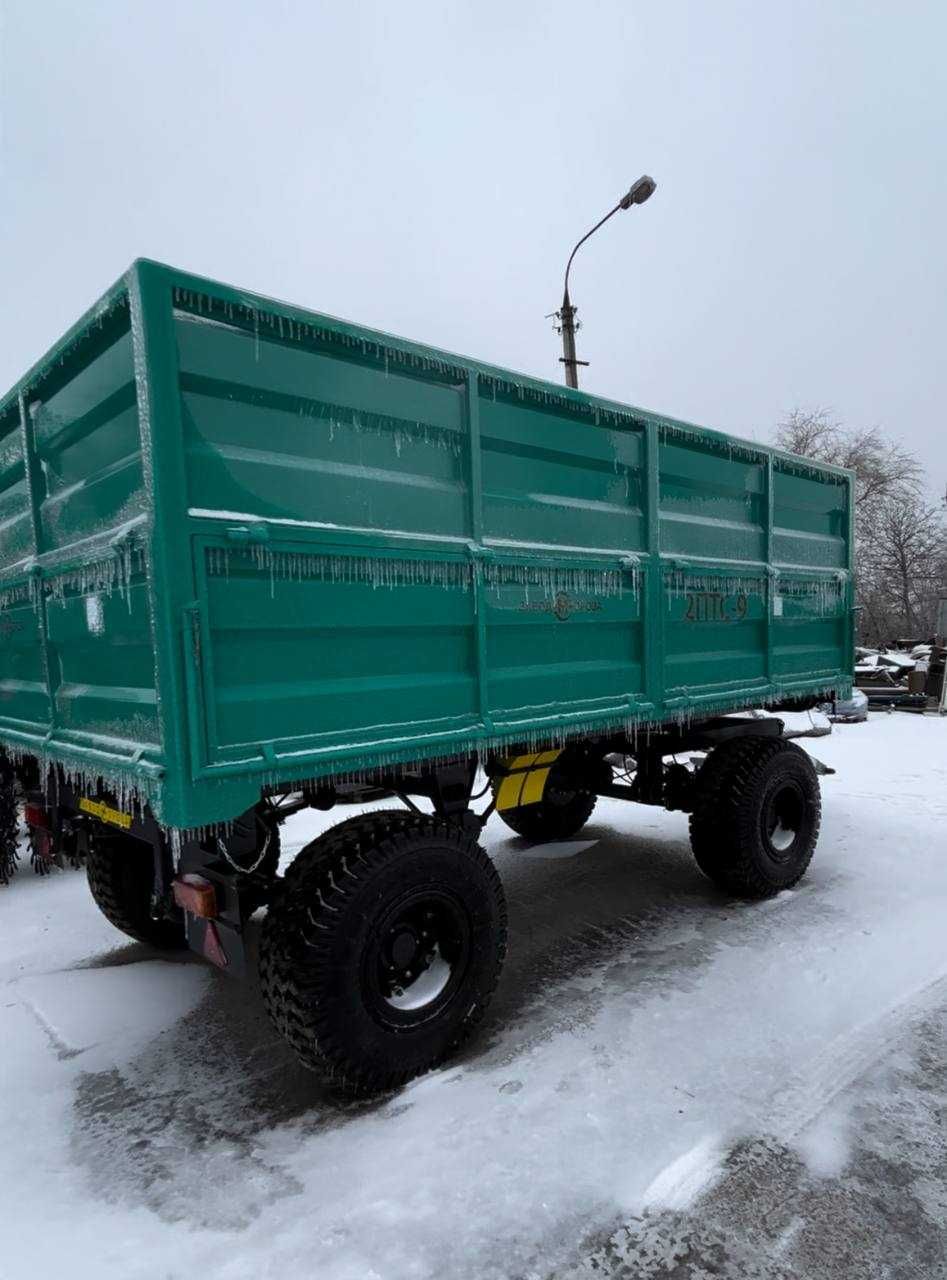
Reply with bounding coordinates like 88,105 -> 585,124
767,969 -> 947,1143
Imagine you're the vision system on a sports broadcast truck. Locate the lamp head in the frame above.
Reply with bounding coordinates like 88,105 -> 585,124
619,175 -> 657,209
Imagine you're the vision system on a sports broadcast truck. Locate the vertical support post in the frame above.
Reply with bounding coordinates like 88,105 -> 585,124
129,262 -> 195,824
18,393 -> 44,561
642,421 -> 664,715
466,371 -> 493,735
466,370 -> 484,546
18,392 -> 56,729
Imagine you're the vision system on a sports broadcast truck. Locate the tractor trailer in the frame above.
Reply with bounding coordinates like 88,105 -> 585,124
0,261 -> 854,1089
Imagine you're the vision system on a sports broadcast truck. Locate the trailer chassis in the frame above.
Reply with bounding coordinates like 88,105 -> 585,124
9,711 -> 825,1090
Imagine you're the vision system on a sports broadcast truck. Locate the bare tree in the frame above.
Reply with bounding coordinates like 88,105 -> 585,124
775,409 -> 922,506
775,408 -> 944,645
859,499 -> 945,639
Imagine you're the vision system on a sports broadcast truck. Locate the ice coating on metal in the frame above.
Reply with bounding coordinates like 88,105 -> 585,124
664,569 -> 768,598
0,741 -> 157,815
658,420 -> 767,466
172,287 -> 466,383
0,537 -> 147,613
189,509 -> 470,545
206,544 -> 472,592
483,561 -> 637,600
0,293 -> 131,418
663,567 -> 846,616
204,544 -> 638,604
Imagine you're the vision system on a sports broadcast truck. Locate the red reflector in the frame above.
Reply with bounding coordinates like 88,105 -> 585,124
202,920 -> 229,969
172,874 -> 218,919
24,804 -> 49,830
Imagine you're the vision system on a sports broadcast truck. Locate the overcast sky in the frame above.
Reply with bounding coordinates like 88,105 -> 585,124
2,1 -> 945,495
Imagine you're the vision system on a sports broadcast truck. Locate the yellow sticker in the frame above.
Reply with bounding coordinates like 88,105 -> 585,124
78,797 -> 133,830
520,767 -> 551,806
495,749 -> 562,811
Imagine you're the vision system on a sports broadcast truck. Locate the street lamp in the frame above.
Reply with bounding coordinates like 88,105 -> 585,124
554,175 -> 656,389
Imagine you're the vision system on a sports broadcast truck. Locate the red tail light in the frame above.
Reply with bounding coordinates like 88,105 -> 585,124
24,804 -> 49,830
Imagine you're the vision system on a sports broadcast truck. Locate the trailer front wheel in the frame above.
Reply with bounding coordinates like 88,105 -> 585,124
86,831 -> 186,949
259,813 -> 507,1091
689,737 -> 821,898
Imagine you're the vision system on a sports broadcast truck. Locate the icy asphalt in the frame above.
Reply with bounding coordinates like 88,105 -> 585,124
1,713 -> 945,1280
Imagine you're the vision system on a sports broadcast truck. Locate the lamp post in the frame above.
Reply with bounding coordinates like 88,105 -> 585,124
554,175 -> 656,389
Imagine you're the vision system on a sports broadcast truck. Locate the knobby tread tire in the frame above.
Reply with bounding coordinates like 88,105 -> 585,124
492,764 -> 597,842
689,736 -> 821,899
279,808 -> 419,891
0,762 -> 18,886
259,811 -> 507,1092
86,832 -> 186,949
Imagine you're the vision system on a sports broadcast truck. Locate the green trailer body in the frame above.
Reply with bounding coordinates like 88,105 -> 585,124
0,260 -> 854,832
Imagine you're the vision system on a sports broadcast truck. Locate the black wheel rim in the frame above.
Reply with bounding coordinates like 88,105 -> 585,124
545,783 -> 578,809
762,780 -> 806,862
364,887 -> 471,1029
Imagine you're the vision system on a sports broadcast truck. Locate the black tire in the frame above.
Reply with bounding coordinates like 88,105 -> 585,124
0,760 -> 18,886
259,812 -> 507,1092
279,808 -> 419,890
689,737 -> 821,898
86,830 -> 187,949
492,760 -> 597,842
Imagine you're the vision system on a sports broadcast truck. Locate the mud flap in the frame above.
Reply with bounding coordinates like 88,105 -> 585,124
806,754 -> 836,777
495,750 -> 563,811
179,863 -> 247,977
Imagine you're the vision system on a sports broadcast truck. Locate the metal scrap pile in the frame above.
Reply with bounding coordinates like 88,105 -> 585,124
853,641 -> 945,712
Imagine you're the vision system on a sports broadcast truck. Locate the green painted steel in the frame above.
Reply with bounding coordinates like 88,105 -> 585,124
0,260 -> 855,829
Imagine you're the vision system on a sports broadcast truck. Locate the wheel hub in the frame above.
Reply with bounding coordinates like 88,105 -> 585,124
369,891 -> 470,1022
764,782 -> 804,859
389,928 -> 420,970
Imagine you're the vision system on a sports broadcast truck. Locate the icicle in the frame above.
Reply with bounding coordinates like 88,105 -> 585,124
773,571 -> 844,616
482,560 -> 638,601
208,545 -> 473,591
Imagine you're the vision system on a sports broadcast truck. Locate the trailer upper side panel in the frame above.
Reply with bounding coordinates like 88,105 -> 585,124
0,295 -> 158,758
162,275 -> 851,823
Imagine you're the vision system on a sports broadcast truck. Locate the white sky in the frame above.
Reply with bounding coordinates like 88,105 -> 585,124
2,1 -> 945,494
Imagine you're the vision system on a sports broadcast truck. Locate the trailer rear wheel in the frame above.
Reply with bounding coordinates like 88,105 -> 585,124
492,762 -> 597,842
86,831 -> 186,949
259,812 -> 507,1091
689,737 -> 821,898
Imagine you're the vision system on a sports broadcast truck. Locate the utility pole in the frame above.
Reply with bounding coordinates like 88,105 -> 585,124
554,175 -> 656,390
558,290 -> 581,389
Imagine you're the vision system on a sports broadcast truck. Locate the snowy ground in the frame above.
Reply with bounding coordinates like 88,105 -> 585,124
2,713 -> 945,1280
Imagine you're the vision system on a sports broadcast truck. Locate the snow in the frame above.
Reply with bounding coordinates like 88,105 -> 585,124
794,1104 -> 852,1179
738,707 -> 832,737
637,1134 -> 726,1211
1,714 -> 945,1279
16,963 -> 208,1063
187,506 -> 471,544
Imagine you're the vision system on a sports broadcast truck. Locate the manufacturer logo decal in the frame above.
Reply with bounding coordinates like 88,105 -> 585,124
519,591 -> 603,621
78,797 -> 133,830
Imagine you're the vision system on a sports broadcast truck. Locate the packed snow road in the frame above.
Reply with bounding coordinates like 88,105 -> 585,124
2,714 -> 945,1280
